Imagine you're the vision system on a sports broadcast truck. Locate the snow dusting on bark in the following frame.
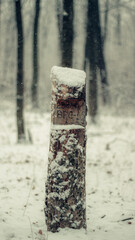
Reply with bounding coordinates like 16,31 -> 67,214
45,128 -> 86,232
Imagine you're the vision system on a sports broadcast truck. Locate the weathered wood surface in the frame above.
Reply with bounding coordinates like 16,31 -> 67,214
51,83 -> 86,126
45,66 -> 87,232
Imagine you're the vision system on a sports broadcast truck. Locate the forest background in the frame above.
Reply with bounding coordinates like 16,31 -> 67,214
1,0 -> 135,127
1,1 -> 135,239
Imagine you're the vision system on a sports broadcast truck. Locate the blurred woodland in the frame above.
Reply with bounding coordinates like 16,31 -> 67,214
0,0 -> 135,141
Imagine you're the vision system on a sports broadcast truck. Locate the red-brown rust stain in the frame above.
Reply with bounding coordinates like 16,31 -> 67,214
57,98 -> 84,108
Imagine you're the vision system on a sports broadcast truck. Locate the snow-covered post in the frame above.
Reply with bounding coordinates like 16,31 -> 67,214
45,66 -> 87,232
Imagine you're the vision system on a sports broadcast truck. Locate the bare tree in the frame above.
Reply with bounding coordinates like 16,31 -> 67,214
84,0 -> 109,120
95,0 -> 109,104
59,0 -> 74,67
0,0 -> 1,30
14,0 -> 26,142
31,0 -> 41,108
103,0 -> 109,44
84,0 -> 98,120
56,0 -> 63,52
116,0 -> 121,45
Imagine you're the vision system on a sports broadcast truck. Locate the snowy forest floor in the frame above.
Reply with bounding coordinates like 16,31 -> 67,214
0,105 -> 135,240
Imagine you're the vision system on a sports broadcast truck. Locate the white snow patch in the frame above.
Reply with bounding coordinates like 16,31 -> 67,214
57,165 -> 70,173
49,189 -> 70,200
51,66 -> 86,88
50,161 -> 59,170
48,152 -> 54,160
59,135 -> 66,143
51,124 -> 84,130
51,163 -> 71,173
55,151 -> 63,161
1,109 -> 135,240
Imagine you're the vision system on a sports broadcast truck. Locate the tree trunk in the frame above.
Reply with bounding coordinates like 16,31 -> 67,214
0,0 -> 1,35
56,0 -> 63,52
31,0 -> 41,108
94,0 -> 109,104
61,0 -> 74,67
45,66 -> 87,232
116,0 -> 121,45
84,0 -> 98,119
89,66 -> 98,121
84,0 -> 109,118
103,0 -> 109,44
14,0 -> 26,143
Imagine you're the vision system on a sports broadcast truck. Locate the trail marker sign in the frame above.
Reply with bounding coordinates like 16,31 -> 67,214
45,66 -> 87,232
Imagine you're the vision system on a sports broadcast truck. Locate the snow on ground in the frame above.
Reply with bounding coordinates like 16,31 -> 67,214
0,106 -> 135,240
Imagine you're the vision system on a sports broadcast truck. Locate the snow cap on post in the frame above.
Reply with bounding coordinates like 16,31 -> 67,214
51,66 -> 86,88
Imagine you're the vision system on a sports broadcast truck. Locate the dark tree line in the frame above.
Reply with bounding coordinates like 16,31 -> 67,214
57,0 -> 109,120
14,0 -> 109,142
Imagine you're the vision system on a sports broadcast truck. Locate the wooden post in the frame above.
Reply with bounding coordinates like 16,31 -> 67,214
45,66 -> 87,232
